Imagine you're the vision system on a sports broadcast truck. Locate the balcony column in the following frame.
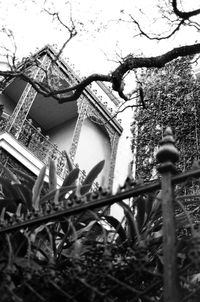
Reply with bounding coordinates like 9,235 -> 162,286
6,54 -> 51,138
107,132 -> 120,189
69,96 -> 88,161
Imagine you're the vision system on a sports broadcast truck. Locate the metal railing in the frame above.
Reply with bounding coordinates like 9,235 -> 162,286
0,114 -> 99,188
18,118 -> 69,178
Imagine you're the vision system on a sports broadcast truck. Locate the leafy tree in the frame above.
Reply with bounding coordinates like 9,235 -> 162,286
132,56 -> 200,180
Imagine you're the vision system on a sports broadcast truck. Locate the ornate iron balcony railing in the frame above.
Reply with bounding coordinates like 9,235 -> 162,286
18,118 -> 69,178
0,113 -> 99,189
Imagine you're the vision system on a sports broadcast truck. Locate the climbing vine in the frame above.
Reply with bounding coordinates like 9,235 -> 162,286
132,56 -> 200,181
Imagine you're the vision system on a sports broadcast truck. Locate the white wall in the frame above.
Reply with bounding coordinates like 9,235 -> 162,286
47,117 -> 76,153
111,105 -> 134,220
113,106 -> 134,190
75,118 -> 111,184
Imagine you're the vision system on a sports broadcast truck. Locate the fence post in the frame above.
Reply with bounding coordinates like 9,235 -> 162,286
156,127 -> 180,302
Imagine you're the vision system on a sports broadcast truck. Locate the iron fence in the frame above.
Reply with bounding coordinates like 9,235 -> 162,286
0,127 -> 200,301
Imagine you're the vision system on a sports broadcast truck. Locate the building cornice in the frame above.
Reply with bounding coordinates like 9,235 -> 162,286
39,46 -> 123,135
83,88 -> 122,135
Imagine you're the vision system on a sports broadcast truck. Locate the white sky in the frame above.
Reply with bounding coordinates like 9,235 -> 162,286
0,0 -> 199,77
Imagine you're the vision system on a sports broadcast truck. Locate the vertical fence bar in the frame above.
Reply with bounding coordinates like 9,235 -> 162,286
156,127 -> 180,302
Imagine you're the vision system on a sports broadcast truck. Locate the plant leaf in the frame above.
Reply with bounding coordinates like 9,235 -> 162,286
0,198 -> 17,212
32,165 -> 46,210
63,151 -> 73,172
11,168 -> 35,188
103,215 -> 127,243
62,168 -> 79,188
48,159 -> 57,192
0,162 -> 20,184
0,176 -> 17,200
40,185 -> 76,204
119,201 -> 136,244
80,160 -> 105,195
145,192 -> 156,221
13,184 -> 32,210
11,231 -> 28,257
135,196 -> 146,231
0,177 -> 31,212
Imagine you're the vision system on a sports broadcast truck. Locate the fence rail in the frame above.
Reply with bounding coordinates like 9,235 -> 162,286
0,165 -> 200,235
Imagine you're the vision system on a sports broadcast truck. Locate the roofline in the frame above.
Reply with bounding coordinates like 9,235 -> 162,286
38,46 -> 123,134
3,45 -> 123,135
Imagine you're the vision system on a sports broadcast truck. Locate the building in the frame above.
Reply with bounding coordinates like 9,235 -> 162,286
0,45 -> 133,200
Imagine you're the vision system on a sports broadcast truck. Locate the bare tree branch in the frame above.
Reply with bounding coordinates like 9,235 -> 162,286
44,7 -> 77,60
1,0 -> 200,106
172,0 -> 200,20
111,43 -> 200,98
129,15 -> 185,41
1,43 -> 200,103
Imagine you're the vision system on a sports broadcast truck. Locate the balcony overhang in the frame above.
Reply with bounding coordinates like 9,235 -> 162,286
3,45 -> 123,135
4,78 -> 78,131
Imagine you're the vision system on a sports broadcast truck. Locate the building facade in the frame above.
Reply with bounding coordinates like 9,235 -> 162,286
0,46 -> 133,196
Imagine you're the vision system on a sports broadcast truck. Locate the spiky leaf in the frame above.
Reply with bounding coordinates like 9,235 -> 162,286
103,215 -> 127,243
32,165 -> 46,210
40,185 -> 76,204
80,160 -> 105,195
12,168 -> 35,188
135,196 -> 146,231
63,151 -> 73,172
145,192 -> 156,221
0,177 -> 17,200
119,201 -> 136,244
48,159 -> 57,192
0,162 -> 20,184
13,184 -> 32,210
62,168 -> 79,187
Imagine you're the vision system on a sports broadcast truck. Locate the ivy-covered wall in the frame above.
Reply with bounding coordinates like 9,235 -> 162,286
132,56 -> 200,180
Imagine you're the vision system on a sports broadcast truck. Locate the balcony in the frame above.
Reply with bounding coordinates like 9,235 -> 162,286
0,113 -> 98,189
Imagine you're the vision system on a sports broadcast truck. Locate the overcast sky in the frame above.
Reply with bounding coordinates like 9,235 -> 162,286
0,0 -> 199,76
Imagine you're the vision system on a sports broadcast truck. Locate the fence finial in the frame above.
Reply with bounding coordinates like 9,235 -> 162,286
156,126 -> 179,165
156,126 -> 181,302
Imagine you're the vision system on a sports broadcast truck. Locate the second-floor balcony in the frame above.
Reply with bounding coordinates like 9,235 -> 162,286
0,46 -> 123,191
0,113 -> 98,189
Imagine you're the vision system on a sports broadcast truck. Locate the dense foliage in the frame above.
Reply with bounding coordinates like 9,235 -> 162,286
132,56 -> 200,180
1,159 -> 200,301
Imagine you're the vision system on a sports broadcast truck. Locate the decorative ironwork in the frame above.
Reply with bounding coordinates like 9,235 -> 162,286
69,98 -> 120,188
18,119 -> 69,178
1,163 -> 200,234
79,169 -> 86,184
156,127 -> 180,302
69,96 -> 88,161
85,102 -> 120,189
47,63 -> 75,98
86,102 -> 115,143
6,54 -> 51,138
0,114 -> 9,132
108,132 -> 120,189
0,113 -> 92,185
